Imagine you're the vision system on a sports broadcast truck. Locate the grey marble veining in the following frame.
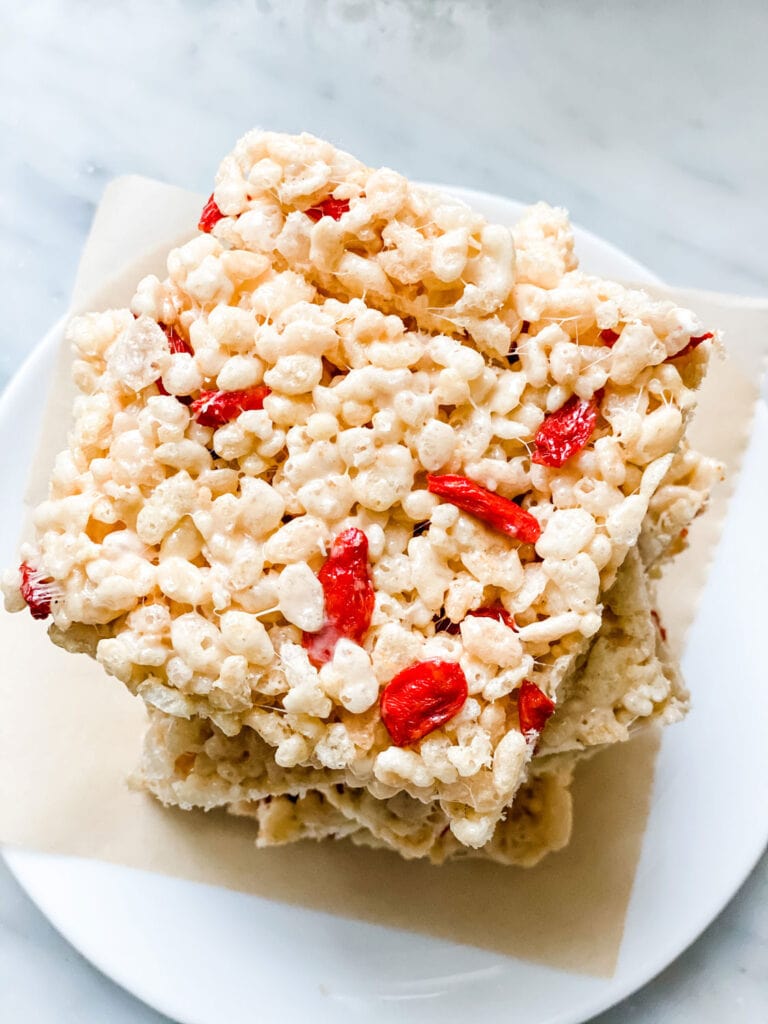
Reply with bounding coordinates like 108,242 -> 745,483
1,1 -> 767,1021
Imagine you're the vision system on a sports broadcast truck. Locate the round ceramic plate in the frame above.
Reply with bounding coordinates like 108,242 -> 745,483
2,188 -> 767,1024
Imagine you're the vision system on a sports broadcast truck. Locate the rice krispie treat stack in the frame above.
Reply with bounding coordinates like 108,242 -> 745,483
137,453 -> 721,866
134,524 -> 696,865
2,131 -> 720,861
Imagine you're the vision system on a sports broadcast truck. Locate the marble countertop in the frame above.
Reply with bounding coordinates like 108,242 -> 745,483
1,1 -> 766,1021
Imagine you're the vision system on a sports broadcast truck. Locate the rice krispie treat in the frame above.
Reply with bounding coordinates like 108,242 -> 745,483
139,706 -> 574,866
134,541 -> 683,864
638,445 -> 723,571
137,459 -> 719,867
2,131 -> 718,850
537,548 -> 685,755
237,765 -> 575,868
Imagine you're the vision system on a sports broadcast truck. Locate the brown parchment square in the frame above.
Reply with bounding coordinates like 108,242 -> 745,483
1,177 -> 766,977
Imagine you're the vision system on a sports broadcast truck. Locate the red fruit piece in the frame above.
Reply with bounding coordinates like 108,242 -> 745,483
426,474 -> 541,544
667,332 -> 713,361
190,386 -> 270,427
19,563 -> 57,620
198,193 -> 224,233
380,660 -> 468,747
303,527 -> 375,667
517,679 -> 555,739
305,197 -> 351,222
442,604 -> 517,635
303,622 -> 343,669
600,328 -> 620,346
154,324 -> 194,399
531,395 -> 598,468
161,323 -> 193,355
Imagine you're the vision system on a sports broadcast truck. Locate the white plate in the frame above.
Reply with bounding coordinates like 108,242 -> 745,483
2,189 -> 767,1024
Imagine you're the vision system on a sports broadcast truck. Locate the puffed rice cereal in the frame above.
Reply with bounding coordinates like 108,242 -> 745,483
2,131 -> 720,855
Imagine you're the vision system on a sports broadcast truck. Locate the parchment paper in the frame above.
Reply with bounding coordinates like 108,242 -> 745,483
1,177 -> 766,977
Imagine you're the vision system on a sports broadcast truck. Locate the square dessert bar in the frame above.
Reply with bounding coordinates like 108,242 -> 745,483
3,132 -> 718,853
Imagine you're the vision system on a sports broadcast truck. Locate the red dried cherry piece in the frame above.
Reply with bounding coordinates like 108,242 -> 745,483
667,332 -> 713,361
190,386 -> 270,427
303,527 -> 375,667
305,197 -> 351,222
380,660 -> 468,747
600,328 -> 620,346
443,604 -> 517,635
426,474 -> 541,544
531,395 -> 598,468
19,563 -> 57,620
198,193 -> 224,233
517,679 -> 555,739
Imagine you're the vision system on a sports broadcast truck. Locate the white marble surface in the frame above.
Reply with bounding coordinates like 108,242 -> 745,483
1,0 -> 766,1021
